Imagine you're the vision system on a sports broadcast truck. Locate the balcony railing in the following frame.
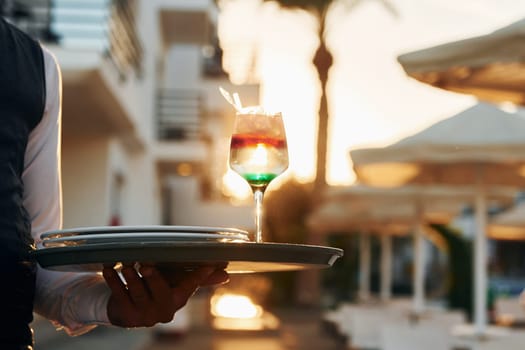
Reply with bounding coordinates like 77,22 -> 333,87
156,89 -> 203,141
4,0 -> 143,80
107,0 -> 142,78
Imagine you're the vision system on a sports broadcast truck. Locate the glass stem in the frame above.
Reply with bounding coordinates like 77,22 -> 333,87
253,189 -> 265,243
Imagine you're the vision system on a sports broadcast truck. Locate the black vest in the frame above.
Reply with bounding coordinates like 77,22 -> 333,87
0,17 -> 46,348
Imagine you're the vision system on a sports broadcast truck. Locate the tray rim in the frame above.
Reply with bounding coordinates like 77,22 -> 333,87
30,242 -> 344,273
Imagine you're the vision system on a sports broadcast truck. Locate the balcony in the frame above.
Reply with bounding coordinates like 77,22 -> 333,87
42,0 -> 143,78
7,0 -> 145,146
156,88 -> 203,141
154,88 -> 210,176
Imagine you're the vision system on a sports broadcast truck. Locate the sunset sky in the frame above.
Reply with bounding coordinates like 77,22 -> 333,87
218,0 -> 525,185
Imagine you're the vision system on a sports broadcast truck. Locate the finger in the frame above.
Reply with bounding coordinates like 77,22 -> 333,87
215,262 -> 228,270
171,266 -> 215,309
159,269 -> 191,288
159,263 -> 228,286
160,266 -> 213,287
199,269 -> 229,286
121,266 -> 151,308
189,266 -> 217,285
140,266 -> 174,323
102,267 -> 130,302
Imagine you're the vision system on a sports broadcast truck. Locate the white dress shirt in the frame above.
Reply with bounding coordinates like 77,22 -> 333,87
25,46 -> 111,335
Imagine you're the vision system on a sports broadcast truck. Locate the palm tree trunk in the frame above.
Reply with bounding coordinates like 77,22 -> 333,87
313,40 -> 332,197
296,18 -> 333,307
313,24 -> 333,195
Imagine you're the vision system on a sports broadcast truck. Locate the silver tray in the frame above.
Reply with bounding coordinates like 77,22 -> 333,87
42,232 -> 249,247
31,242 -> 344,274
41,225 -> 248,239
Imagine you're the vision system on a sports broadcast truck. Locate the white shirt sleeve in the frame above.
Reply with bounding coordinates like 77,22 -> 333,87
24,46 -> 111,336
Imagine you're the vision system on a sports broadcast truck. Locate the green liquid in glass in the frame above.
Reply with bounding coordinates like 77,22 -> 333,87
243,173 -> 277,187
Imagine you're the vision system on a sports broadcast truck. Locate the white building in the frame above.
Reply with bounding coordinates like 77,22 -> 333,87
9,0 -> 259,230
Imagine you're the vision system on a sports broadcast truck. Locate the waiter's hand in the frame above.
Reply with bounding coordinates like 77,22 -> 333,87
102,265 -> 229,327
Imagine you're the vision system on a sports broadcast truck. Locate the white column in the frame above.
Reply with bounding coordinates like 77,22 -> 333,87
474,184 -> 488,335
413,203 -> 425,314
359,232 -> 371,301
380,234 -> 392,302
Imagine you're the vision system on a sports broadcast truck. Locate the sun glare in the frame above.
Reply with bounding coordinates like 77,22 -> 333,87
219,0 -> 524,186
211,293 -> 263,319
250,144 -> 269,167
222,170 -> 252,201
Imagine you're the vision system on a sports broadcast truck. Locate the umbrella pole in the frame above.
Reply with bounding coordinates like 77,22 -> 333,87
359,231 -> 371,301
413,203 -> 425,314
474,183 -> 488,336
380,234 -> 392,302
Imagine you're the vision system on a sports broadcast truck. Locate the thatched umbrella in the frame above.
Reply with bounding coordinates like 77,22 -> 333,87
489,202 -> 525,241
308,198 -> 410,302
307,184 -> 515,310
350,102 -> 525,335
397,18 -> 525,105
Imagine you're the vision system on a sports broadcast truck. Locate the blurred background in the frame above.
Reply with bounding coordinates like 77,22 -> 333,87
5,0 -> 525,349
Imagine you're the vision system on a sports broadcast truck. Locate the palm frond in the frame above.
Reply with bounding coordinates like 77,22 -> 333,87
265,0 -> 334,13
344,0 -> 399,18
267,0 -> 399,19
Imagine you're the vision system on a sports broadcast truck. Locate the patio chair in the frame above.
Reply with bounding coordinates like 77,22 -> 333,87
494,296 -> 525,326
380,324 -> 453,350
472,332 -> 525,350
417,310 -> 467,330
338,303 -> 374,339
347,308 -> 410,350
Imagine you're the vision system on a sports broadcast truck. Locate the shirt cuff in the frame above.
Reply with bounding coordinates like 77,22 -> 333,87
35,268 -> 112,336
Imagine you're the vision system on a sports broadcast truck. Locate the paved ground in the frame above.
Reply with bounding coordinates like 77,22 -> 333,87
33,319 -> 151,350
34,307 -> 345,350
139,308 -> 345,350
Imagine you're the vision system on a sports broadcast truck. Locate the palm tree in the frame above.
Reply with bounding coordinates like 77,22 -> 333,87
261,0 -> 398,306
264,0 -> 333,195
264,0 -> 397,194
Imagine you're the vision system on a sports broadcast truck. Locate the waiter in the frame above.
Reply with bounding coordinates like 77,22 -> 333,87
0,16 -> 228,349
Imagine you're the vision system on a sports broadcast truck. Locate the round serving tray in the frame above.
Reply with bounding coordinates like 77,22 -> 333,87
31,241 -> 344,274
41,225 -> 248,239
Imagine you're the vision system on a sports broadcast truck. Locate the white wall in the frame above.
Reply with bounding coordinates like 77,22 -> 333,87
168,176 -> 254,231
61,136 -> 161,228
123,151 -> 162,225
61,137 -> 111,228
99,57 -> 151,143
165,45 -> 202,89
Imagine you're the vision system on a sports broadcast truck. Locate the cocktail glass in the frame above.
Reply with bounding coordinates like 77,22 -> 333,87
229,107 -> 289,243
